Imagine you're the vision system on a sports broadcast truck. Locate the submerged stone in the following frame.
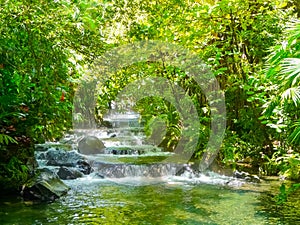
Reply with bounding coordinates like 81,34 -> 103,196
36,147 -> 94,177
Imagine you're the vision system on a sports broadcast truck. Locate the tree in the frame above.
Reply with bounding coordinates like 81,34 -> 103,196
0,0 -> 107,192
91,0 -> 295,164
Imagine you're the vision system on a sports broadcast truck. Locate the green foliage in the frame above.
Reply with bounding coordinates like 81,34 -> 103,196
0,134 -> 18,145
0,0 -> 108,191
0,156 -> 29,190
276,183 -> 300,205
261,147 -> 300,180
93,60 -> 209,153
201,0 -> 293,152
0,0 -> 71,142
0,0 -> 108,143
289,120 -> 300,143
264,19 -> 300,146
220,131 -> 248,166
0,148 -> 35,192
89,0 -> 296,160
0,0 -> 299,192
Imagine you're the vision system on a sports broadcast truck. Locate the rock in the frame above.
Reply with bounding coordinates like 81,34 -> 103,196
22,168 -> 70,202
95,173 -> 105,179
36,152 -> 46,160
101,120 -> 113,128
78,136 -> 105,155
76,160 -> 93,175
233,170 -> 250,179
245,175 -> 260,183
45,148 -> 86,167
38,148 -> 93,176
90,172 -> 105,179
207,160 -> 234,177
35,144 -> 48,152
175,164 -> 197,177
57,166 -> 83,180
233,170 -> 260,183
60,133 -> 78,144
104,147 -> 140,155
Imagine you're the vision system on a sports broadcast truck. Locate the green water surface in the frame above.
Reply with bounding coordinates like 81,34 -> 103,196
0,177 -> 299,225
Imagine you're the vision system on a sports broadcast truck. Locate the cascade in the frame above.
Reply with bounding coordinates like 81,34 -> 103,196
78,111 -> 189,178
35,111 -> 256,186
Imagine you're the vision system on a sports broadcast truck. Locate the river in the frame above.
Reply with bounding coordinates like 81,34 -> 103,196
1,112 -> 300,224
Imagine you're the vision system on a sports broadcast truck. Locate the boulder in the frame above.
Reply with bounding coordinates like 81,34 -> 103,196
38,148 -> 93,176
57,166 -> 83,180
78,136 -> 105,155
22,168 -> 70,202
76,160 -> 93,175
45,148 -> 85,167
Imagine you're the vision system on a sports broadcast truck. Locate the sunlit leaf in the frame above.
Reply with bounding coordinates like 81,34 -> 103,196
281,87 -> 300,106
281,58 -> 300,86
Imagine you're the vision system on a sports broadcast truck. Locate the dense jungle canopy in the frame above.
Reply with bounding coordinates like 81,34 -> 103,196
0,0 -> 300,194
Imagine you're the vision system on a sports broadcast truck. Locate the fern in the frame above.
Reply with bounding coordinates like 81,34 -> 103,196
288,120 -> 300,145
0,134 -> 18,145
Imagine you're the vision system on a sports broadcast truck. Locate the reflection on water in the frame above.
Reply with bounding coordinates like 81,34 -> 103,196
1,176 -> 300,225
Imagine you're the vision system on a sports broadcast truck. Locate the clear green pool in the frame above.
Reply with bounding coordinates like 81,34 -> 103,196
1,176 -> 300,225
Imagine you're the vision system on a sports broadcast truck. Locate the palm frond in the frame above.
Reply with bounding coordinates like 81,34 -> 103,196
263,96 -> 281,117
288,120 -> 300,145
281,58 -> 300,86
285,19 -> 300,45
281,87 -> 300,106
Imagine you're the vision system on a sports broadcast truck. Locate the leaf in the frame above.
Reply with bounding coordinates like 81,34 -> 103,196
288,121 -> 300,145
0,134 -> 18,146
281,87 -> 300,106
281,58 -> 300,86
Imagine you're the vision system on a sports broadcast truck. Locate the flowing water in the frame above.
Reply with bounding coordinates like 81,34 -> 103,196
1,112 -> 300,224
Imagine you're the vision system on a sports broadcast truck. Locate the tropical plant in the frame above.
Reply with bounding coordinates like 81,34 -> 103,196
0,134 -> 18,145
0,0 -> 107,191
264,19 -> 300,146
89,0 -> 295,161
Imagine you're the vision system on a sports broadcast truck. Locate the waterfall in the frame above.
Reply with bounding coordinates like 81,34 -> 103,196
35,111 -> 255,187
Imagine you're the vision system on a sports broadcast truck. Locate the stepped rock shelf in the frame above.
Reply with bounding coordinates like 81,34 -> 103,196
30,112 -> 261,202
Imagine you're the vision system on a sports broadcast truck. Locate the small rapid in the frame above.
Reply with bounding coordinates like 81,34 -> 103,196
35,111 -> 251,188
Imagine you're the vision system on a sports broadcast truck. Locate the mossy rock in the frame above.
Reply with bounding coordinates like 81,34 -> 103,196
78,136 -> 105,155
22,168 -> 70,202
